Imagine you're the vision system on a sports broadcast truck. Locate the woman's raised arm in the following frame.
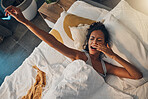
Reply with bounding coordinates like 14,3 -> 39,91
96,44 -> 143,79
5,6 -> 84,61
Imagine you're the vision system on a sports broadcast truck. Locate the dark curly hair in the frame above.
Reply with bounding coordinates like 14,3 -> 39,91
84,22 -> 110,58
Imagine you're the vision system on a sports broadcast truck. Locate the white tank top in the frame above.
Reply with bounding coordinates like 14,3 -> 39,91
83,50 -> 107,78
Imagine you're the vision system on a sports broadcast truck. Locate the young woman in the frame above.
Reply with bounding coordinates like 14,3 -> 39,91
5,6 -> 143,79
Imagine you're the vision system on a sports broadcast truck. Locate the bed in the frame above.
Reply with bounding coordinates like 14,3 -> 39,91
0,0 -> 148,99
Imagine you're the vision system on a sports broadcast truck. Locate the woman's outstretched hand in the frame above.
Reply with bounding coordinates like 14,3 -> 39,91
5,6 -> 27,24
96,44 -> 115,59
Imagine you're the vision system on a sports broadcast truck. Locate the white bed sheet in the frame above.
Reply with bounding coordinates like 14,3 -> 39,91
127,82 -> 148,99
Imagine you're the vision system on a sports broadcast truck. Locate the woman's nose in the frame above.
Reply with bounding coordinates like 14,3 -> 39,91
93,39 -> 97,44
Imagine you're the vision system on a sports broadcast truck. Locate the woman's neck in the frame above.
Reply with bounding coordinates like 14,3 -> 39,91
89,52 -> 101,61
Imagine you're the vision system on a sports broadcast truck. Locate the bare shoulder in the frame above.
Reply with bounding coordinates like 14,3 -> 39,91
75,51 -> 88,62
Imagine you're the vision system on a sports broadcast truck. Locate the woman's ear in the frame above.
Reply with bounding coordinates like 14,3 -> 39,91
100,19 -> 105,23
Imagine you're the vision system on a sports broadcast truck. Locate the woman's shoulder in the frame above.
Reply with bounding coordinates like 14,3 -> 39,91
75,50 -> 88,62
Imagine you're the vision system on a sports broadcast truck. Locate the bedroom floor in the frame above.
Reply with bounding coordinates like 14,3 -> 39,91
0,0 -> 120,86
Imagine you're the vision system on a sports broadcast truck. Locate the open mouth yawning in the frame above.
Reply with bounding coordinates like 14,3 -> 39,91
91,46 -> 97,50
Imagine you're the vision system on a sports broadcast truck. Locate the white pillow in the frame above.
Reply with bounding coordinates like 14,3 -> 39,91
99,14 -> 148,88
67,1 -> 109,21
110,0 -> 148,47
69,24 -> 90,50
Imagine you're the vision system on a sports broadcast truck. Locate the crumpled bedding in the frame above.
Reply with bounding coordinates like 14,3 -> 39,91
0,47 -> 133,99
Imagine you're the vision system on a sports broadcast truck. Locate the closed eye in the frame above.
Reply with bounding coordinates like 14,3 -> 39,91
90,36 -> 95,40
97,39 -> 102,42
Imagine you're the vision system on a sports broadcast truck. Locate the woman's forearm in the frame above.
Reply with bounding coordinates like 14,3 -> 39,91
112,53 -> 143,79
23,19 -> 56,47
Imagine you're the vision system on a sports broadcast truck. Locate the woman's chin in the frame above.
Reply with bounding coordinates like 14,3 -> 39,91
89,50 -> 98,55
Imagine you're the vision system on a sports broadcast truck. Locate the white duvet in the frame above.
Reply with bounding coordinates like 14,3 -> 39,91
0,47 -> 133,99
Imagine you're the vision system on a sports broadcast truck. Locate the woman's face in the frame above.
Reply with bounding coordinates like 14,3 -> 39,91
88,30 -> 105,55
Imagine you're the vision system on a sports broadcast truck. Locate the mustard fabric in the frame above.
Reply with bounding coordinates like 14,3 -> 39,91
22,66 -> 46,99
50,29 -> 64,43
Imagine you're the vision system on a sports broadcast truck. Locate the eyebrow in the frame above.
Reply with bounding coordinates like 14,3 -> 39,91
90,36 -> 103,39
